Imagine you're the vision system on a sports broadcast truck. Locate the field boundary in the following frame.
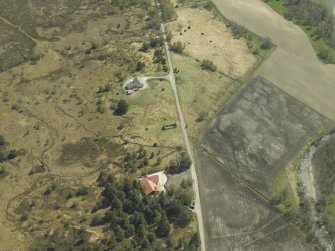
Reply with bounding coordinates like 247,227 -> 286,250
202,146 -> 271,203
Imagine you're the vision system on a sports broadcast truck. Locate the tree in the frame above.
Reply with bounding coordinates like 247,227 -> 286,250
114,225 -> 125,242
156,212 -> 170,238
115,100 -> 129,116
0,166 -> 6,176
159,0 -> 177,21
189,232 -> 200,247
196,111 -> 206,122
176,208 -> 192,228
0,135 -> 6,147
7,150 -> 17,160
167,152 -> 192,173
136,61 -> 145,71
153,48 -> 164,63
226,21 -> 247,38
170,41 -> 185,54
200,59 -> 217,72
318,48 -> 332,62
177,188 -> 193,206
260,36 -> 272,49
76,186 -> 88,196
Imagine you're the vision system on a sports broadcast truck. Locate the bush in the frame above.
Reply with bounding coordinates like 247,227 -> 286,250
76,186 -> 89,196
7,150 -> 17,160
260,36 -> 272,49
0,136 -> 6,147
196,111 -> 206,122
115,100 -> 129,116
200,59 -> 217,72
226,21 -> 247,39
167,152 -> 192,174
170,41 -> 185,54
318,48 -> 332,63
0,166 -> 6,176
20,212 -> 28,222
136,61 -> 145,71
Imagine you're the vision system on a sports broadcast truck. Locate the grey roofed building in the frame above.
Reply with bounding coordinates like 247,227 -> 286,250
125,77 -> 143,90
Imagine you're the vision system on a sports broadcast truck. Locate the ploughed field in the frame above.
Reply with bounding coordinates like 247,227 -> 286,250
195,147 -> 313,251
201,77 -> 331,196
197,77 -> 332,250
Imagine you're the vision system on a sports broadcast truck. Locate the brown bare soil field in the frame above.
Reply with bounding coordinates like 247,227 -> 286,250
168,7 -> 257,78
195,147 -> 314,251
212,0 -> 335,121
197,76 -> 332,250
201,77 -> 332,196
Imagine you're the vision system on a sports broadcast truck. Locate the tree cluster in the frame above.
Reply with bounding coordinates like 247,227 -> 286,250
114,100 -> 129,116
89,171 -> 199,250
170,41 -> 185,54
159,0 -> 177,21
123,146 -> 150,172
225,20 -> 247,39
275,0 -> 335,62
0,135 -> 18,162
140,37 -> 164,53
166,152 -> 192,174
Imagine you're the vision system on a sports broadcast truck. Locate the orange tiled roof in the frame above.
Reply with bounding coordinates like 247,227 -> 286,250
139,177 -> 158,195
147,175 -> 159,185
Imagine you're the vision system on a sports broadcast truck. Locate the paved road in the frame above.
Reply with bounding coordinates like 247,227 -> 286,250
157,3 -> 206,251
212,0 -> 335,121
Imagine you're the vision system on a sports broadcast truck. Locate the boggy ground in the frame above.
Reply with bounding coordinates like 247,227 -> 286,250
201,77 -> 332,197
195,147 -> 313,251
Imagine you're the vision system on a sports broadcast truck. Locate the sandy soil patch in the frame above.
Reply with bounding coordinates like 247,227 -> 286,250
167,7 -> 256,78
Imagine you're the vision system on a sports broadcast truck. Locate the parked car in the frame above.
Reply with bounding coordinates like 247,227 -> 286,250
189,200 -> 195,209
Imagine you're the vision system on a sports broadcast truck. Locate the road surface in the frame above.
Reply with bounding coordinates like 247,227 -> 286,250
157,3 -> 206,251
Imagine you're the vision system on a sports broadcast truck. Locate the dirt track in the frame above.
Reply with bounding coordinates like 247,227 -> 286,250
212,0 -> 335,121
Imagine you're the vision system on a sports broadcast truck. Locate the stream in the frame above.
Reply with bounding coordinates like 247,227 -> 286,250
297,130 -> 335,251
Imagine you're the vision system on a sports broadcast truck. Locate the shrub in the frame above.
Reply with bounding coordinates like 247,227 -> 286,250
170,41 -> 185,54
0,135 -> 6,147
76,186 -> 89,196
226,21 -> 247,38
196,111 -> 206,122
115,100 -> 129,116
7,150 -> 17,160
200,59 -> 217,72
0,166 -> 6,176
260,36 -> 272,49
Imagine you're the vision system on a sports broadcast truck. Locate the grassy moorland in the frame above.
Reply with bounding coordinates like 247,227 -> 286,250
263,0 -> 335,63
0,0 -> 200,250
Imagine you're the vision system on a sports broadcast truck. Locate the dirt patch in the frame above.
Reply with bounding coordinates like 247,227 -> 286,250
201,77 -> 332,196
167,7 -> 257,78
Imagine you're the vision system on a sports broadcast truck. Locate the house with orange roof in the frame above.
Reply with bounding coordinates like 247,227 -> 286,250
139,171 -> 167,196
